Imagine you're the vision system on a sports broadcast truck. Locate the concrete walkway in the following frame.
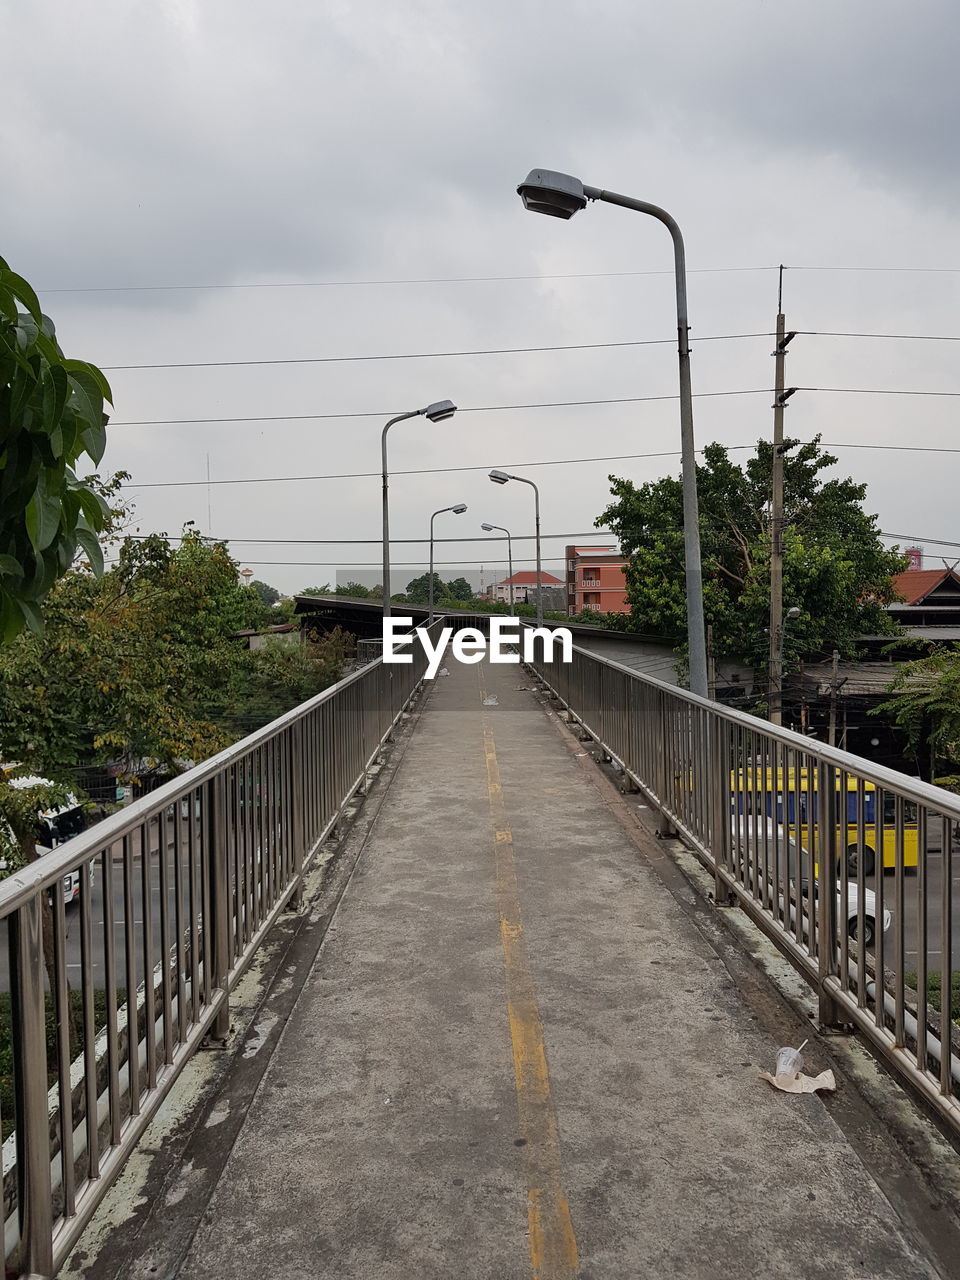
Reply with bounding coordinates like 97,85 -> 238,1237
174,658 -> 939,1279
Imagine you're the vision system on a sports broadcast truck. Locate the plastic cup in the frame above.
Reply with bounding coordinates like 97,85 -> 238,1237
775,1045 -> 805,1077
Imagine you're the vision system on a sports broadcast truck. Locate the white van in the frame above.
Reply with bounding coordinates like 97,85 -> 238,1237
0,774 -> 90,905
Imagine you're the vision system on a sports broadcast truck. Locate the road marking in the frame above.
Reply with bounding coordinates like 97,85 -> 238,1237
478,667 -> 579,1280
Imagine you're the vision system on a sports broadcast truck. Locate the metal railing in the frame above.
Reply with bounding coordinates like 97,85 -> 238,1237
0,623 -> 445,1277
523,634 -> 960,1137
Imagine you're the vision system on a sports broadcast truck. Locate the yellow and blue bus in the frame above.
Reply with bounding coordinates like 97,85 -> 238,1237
731,767 -> 919,877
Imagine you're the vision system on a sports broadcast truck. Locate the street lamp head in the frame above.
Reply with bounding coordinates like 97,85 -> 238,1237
480,522 -> 494,531
489,469 -> 510,485
422,399 -> 457,423
517,169 -> 588,220
786,606 -> 801,620
451,504 -> 467,515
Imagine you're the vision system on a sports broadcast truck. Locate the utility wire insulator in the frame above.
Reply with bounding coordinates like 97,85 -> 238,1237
773,387 -> 799,408
772,331 -> 798,355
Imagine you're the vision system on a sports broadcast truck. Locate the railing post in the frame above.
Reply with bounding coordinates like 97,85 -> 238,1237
10,893 -> 54,1278
711,715 -> 734,906
290,722 -> 306,911
817,760 -> 843,1028
655,692 -> 676,838
206,773 -> 231,1042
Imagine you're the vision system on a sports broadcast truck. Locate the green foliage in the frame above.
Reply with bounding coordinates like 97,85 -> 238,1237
568,607 -> 631,630
905,970 -> 960,1025
0,987 -> 124,1120
0,257 -> 114,641
0,529 -> 350,782
218,628 -> 353,734
0,772 -> 73,873
250,578 -> 280,607
339,580 -> 373,598
446,576 -> 474,602
599,437 -> 907,666
299,584 -> 332,596
405,572 -> 445,605
873,651 -> 960,767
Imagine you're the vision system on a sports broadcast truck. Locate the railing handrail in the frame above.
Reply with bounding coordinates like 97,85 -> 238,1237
0,629 -> 422,916
520,622 -> 960,819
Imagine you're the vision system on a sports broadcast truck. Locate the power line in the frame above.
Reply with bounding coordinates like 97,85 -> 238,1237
100,332 -> 771,372
40,265 -> 779,295
108,388 -> 772,428
880,532 -> 960,551
822,441 -> 960,455
124,530 -> 617,547
800,386 -> 960,398
787,265 -> 960,274
121,444 -> 758,490
800,330 -> 960,343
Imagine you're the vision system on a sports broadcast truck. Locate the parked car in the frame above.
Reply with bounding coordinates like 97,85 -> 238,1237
733,818 -> 891,946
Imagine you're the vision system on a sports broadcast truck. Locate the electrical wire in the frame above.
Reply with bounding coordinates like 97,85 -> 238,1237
100,332 -> 772,372
122,530 -> 617,547
108,388 -> 772,428
40,265 -> 780,294
120,444 -> 758,490
799,386 -> 960,398
799,330 -> 960,343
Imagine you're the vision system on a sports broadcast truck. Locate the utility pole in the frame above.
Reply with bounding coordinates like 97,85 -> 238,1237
828,650 -> 839,747
768,267 -> 797,725
707,624 -> 717,701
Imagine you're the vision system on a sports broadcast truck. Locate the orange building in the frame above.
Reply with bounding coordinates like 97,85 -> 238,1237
565,545 -> 629,616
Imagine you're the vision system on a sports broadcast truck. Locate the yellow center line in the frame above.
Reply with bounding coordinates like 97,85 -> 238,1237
478,665 -> 579,1280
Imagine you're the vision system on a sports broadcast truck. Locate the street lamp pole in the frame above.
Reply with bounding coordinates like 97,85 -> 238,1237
489,471 -> 542,625
381,400 -> 457,620
481,522 -> 513,609
428,504 -> 467,624
517,169 -> 708,698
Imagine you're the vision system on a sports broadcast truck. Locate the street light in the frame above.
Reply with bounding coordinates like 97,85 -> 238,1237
381,400 -> 457,619
488,470 -> 542,625
428,503 -> 467,624
517,168 -> 708,698
481,522 -> 514,609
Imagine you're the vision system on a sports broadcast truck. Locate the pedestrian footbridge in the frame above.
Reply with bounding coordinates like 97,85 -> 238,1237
3,621 -> 959,1277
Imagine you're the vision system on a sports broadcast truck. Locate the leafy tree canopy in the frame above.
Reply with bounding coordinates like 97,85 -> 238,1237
0,528 -> 347,782
599,438 -> 907,667
405,572 -> 445,605
1,257 -> 113,641
250,578 -> 280,607
873,650 -> 960,773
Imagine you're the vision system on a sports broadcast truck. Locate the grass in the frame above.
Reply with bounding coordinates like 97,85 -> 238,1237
905,970 -> 960,1025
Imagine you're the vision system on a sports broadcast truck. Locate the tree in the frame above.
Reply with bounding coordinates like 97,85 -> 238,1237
1,257 -> 113,640
873,650 -> 960,777
250,579 -> 280,607
0,771 -> 84,1047
0,529 -> 351,784
0,529 -> 249,779
599,438 -> 907,668
445,577 -> 474,602
405,572 -> 444,605
299,584 -> 332,596
338,581 -> 372,599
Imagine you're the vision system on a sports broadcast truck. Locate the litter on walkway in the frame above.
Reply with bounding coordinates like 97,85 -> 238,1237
760,1040 -> 836,1094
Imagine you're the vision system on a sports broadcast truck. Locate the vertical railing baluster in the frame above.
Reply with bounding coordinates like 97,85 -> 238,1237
10,894 -> 54,1279
207,773 -> 231,1042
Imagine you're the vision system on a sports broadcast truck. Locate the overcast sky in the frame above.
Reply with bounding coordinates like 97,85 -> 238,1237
4,1 -> 959,595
